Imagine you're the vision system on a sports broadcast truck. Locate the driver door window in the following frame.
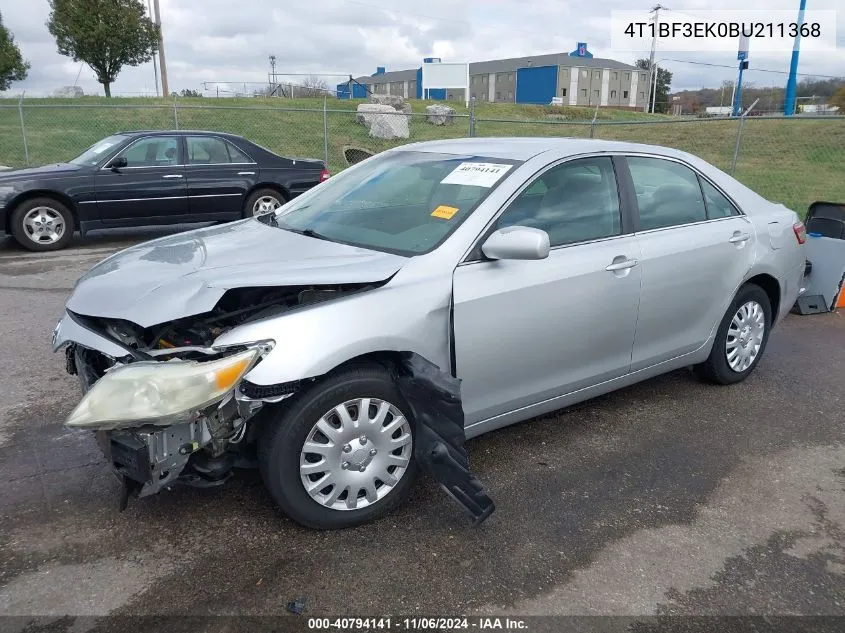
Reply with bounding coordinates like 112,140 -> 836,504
496,157 -> 622,246
117,136 -> 180,167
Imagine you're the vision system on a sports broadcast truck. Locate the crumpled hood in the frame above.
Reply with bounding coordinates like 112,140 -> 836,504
67,219 -> 407,327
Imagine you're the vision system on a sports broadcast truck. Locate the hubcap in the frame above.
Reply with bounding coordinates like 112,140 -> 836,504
299,397 -> 412,511
252,195 -> 281,216
22,207 -> 65,245
726,300 -> 765,372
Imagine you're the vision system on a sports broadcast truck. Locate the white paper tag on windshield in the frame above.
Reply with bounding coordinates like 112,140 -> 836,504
440,162 -> 513,187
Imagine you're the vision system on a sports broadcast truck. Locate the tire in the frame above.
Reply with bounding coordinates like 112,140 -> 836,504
243,188 -> 286,218
258,363 -> 417,529
694,283 -> 772,385
11,197 -> 74,252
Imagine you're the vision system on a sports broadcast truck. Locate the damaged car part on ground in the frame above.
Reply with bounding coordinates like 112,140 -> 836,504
53,138 -> 806,529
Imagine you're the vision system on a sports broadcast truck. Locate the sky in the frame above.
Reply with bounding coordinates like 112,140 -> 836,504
1,0 -> 843,97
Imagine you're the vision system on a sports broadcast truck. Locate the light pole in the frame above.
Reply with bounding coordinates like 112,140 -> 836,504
643,4 -> 666,113
784,0 -> 807,116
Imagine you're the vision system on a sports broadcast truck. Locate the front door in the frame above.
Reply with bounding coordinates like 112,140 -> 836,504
623,156 -> 757,370
94,135 -> 188,225
453,156 -> 642,425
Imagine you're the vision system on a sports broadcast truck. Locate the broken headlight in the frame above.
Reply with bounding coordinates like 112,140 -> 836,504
65,347 -> 261,430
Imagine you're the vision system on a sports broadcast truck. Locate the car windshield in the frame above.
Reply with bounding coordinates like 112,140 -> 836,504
273,151 -> 521,256
69,134 -> 129,167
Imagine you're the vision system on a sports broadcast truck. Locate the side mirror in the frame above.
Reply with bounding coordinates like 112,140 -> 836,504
107,156 -> 127,170
481,226 -> 550,261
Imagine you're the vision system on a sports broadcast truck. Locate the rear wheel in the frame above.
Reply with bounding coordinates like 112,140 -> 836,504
11,197 -> 74,252
243,188 -> 286,218
694,283 -> 771,385
258,363 -> 417,529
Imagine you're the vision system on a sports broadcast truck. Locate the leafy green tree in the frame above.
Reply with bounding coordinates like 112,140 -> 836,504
0,11 -> 29,91
636,59 -> 673,113
47,0 -> 159,97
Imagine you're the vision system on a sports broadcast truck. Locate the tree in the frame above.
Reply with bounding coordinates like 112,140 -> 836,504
300,75 -> 330,97
177,88 -> 202,98
47,0 -> 159,98
0,11 -> 29,91
636,59 -> 673,113
829,86 -> 845,112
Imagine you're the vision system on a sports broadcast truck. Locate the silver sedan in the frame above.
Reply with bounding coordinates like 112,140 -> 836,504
52,138 -> 807,528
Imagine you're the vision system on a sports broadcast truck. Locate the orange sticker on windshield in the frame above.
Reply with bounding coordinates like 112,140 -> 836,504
431,205 -> 459,220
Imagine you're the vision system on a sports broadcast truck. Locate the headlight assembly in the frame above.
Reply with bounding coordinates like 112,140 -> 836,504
65,347 -> 261,430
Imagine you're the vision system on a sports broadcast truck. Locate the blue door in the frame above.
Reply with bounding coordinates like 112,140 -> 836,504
516,66 -> 558,104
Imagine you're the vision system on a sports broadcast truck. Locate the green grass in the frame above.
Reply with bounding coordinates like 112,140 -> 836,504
0,96 -> 843,216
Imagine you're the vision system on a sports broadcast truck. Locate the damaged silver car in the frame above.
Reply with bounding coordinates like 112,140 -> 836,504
53,138 -> 806,529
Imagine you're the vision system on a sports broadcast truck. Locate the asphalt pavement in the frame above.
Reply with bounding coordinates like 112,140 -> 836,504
0,229 -> 843,631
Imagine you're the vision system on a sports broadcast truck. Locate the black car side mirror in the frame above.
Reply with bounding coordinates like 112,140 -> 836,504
107,156 -> 128,170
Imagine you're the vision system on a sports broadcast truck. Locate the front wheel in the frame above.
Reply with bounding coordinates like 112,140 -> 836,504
694,283 -> 771,385
11,197 -> 74,252
258,364 -> 417,529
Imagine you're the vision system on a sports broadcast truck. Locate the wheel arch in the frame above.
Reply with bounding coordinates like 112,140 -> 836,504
743,273 -> 781,321
246,182 -> 290,203
7,190 -> 79,234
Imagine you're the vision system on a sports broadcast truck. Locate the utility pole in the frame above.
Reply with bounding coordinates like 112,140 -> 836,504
152,0 -> 169,96
269,55 -> 277,95
643,4 -> 666,112
147,0 -> 160,96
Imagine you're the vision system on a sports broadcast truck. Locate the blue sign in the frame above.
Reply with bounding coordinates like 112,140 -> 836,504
569,42 -> 594,58
737,50 -> 748,61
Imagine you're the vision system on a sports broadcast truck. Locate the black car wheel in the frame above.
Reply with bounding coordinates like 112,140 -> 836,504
11,197 -> 74,252
244,188 -> 286,218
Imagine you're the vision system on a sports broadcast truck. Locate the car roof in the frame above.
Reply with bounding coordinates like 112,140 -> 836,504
393,137 -> 697,162
115,130 -> 247,140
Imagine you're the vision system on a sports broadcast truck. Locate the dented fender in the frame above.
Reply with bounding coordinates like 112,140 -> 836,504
213,263 -> 455,385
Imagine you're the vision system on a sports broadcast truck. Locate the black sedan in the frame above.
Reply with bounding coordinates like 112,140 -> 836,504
0,130 -> 329,251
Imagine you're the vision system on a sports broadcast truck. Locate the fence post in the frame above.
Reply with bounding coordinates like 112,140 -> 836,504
589,104 -> 599,139
730,98 -> 760,176
173,94 -> 179,129
323,95 -> 329,167
18,91 -> 29,166
469,96 -> 476,137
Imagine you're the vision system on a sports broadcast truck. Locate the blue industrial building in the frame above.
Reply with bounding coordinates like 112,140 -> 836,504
337,44 -> 647,109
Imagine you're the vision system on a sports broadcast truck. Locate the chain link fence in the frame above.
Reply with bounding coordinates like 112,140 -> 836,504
1,96 -> 843,216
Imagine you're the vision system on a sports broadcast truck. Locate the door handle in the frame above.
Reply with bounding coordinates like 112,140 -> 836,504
729,232 -> 751,244
162,174 -> 184,179
237,171 -> 256,176
605,258 -> 639,272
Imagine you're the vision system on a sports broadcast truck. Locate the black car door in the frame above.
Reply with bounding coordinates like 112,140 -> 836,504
94,135 -> 188,225
184,135 -> 258,220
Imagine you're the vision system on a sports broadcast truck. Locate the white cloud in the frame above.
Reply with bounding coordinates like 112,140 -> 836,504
2,0 -> 842,97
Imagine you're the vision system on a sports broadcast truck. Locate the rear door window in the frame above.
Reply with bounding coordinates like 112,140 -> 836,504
627,157 -> 707,230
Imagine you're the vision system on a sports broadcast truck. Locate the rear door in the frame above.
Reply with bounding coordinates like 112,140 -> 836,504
184,135 -> 258,219
623,155 -> 756,370
94,135 -> 188,225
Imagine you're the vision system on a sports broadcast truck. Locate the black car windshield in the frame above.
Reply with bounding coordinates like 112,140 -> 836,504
274,151 -> 522,255
70,134 -> 129,167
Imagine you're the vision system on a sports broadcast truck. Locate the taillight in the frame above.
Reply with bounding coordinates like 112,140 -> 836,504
793,221 -> 807,244
320,168 -> 330,182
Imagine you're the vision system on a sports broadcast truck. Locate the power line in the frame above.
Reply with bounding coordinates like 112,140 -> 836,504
661,58 -> 844,79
